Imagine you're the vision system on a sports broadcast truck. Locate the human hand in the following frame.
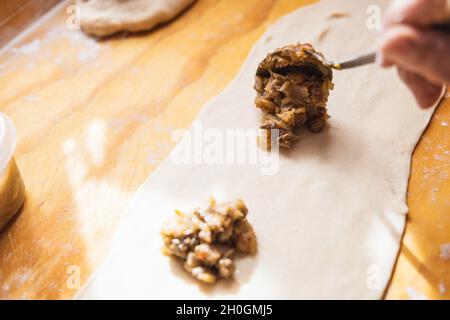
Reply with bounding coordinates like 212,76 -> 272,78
378,0 -> 450,108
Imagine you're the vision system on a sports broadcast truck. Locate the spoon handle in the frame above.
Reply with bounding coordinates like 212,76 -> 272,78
334,52 -> 376,70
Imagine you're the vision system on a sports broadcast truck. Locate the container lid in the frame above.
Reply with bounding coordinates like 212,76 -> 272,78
0,113 -> 17,175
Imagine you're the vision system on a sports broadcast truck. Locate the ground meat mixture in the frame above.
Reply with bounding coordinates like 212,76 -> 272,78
254,43 -> 334,148
161,198 -> 257,284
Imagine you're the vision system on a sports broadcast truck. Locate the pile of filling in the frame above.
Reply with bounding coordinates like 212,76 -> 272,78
161,198 -> 257,284
254,43 -> 334,148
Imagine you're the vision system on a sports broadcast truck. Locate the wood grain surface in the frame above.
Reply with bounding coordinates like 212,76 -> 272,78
0,0 -> 62,49
0,0 -> 448,300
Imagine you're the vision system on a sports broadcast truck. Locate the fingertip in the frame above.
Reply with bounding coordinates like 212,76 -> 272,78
397,68 -> 443,108
415,89 -> 441,109
419,85 -> 445,109
417,96 -> 439,109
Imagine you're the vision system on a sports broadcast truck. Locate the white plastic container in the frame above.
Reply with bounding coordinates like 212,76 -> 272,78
0,113 -> 25,231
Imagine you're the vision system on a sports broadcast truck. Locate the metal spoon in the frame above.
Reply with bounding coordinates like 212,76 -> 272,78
305,49 -> 376,70
324,52 -> 377,70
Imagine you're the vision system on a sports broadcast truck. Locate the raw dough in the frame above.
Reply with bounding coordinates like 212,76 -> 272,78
77,0 -> 196,37
255,43 -> 334,148
79,0 -> 442,299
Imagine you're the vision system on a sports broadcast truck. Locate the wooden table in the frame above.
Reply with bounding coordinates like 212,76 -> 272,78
0,0 -> 448,300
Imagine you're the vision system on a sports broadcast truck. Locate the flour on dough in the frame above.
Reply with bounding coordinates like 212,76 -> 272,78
77,0 -> 196,37
78,0 -> 442,299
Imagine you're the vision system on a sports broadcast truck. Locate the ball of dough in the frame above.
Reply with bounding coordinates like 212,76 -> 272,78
77,0 -> 196,37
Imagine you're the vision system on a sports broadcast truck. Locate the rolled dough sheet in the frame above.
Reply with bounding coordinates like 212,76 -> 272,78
79,0 -> 439,299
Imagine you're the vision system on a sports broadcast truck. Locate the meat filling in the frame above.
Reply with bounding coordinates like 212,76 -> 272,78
254,43 -> 334,148
161,198 -> 257,284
